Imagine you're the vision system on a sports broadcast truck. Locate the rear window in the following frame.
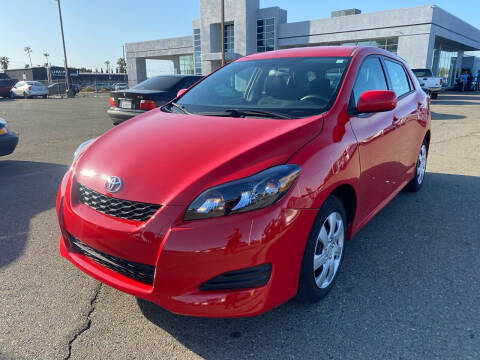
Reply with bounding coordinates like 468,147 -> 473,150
412,69 -> 432,77
0,80 -> 15,86
132,76 -> 184,91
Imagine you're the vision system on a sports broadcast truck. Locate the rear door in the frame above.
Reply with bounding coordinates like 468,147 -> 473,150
349,56 -> 405,220
382,57 -> 422,180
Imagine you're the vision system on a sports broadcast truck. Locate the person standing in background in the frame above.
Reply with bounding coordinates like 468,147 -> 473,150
460,71 -> 469,91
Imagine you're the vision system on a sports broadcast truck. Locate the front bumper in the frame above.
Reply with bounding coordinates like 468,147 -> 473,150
57,171 -> 317,317
0,131 -> 19,156
107,107 -> 145,124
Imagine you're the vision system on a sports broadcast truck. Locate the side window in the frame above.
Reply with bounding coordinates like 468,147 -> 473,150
353,57 -> 388,105
384,59 -> 411,97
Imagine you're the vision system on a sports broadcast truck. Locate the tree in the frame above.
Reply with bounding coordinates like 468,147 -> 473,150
0,56 -> 9,70
24,46 -> 33,67
104,60 -> 110,73
117,57 -> 126,73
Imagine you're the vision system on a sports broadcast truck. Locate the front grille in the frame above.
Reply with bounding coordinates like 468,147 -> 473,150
77,183 -> 160,222
68,233 -> 155,285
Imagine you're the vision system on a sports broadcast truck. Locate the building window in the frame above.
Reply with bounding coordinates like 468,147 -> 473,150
193,29 -> 202,75
224,23 -> 234,53
179,55 -> 194,75
257,18 -> 275,52
340,37 -> 398,54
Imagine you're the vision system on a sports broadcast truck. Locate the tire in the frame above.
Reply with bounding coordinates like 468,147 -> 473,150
405,139 -> 428,192
298,195 -> 347,302
430,92 -> 438,99
42,95 -> 47,99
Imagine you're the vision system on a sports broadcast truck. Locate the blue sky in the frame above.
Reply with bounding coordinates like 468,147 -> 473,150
1,0 -> 479,76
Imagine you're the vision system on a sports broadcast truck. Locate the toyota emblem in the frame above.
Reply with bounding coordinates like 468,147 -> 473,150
104,176 -> 123,193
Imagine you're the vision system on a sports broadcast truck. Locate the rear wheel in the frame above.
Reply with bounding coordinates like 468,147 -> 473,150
405,139 -> 428,192
298,196 -> 346,302
430,92 -> 438,99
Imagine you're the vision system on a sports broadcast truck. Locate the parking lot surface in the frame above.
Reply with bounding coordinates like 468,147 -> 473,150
1,93 -> 479,360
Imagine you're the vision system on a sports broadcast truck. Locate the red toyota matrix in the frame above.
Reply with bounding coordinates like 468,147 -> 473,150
57,47 -> 430,317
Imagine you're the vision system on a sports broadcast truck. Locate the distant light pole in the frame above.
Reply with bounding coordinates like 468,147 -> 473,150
55,0 -> 70,94
44,52 -> 51,84
43,52 -> 50,66
220,0 -> 225,66
24,47 -> 33,67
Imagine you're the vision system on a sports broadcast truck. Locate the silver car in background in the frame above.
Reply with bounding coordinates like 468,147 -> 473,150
10,81 -> 48,99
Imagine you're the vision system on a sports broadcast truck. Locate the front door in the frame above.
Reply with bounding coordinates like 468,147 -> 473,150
349,56 -> 406,221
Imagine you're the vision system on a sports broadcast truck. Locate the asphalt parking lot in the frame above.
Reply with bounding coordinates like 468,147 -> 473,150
0,93 -> 479,360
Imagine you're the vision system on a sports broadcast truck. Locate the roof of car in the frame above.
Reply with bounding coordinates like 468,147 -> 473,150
238,46 -> 358,61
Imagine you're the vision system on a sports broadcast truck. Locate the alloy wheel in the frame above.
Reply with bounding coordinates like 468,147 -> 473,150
313,211 -> 344,289
417,144 -> 427,184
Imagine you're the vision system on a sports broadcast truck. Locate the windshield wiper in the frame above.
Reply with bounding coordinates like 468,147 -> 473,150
226,109 -> 293,119
199,108 -> 293,119
168,102 -> 190,114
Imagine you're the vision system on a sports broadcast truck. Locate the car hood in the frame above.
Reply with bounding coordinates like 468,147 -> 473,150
74,109 -> 323,206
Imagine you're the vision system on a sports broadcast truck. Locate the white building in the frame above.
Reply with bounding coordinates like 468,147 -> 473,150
125,1 -> 480,87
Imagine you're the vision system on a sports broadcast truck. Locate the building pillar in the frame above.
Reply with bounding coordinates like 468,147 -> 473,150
126,57 -> 146,87
397,33 -> 435,69
455,50 -> 464,77
172,57 -> 180,74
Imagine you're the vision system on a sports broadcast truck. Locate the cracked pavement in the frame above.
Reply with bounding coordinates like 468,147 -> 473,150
1,92 -> 479,359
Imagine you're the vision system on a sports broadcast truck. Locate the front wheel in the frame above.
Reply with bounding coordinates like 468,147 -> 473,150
298,196 -> 346,302
405,139 -> 428,192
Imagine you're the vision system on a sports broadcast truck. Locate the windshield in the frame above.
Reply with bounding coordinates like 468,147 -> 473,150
170,57 -> 350,118
133,76 -> 183,91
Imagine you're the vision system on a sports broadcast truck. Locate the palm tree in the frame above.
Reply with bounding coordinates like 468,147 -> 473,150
0,56 -> 9,70
117,57 -> 126,73
24,46 -> 33,67
104,60 -> 110,74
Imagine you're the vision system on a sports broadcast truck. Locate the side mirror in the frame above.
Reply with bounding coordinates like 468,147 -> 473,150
356,90 -> 397,113
176,88 -> 188,98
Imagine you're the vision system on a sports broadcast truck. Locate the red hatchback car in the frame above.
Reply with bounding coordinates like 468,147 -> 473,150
57,46 -> 430,318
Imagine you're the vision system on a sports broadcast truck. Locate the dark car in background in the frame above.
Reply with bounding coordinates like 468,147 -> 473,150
0,79 -> 18,98
0,117 -> 19,157
107,75 -> 202,125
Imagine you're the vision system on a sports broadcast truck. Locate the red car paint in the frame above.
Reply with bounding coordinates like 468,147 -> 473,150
57,46 -> 430,317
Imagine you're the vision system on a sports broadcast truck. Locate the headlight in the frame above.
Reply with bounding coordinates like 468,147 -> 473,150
72,139 -> 95,165
184,165 -> 301,220
0,126 -> 7,135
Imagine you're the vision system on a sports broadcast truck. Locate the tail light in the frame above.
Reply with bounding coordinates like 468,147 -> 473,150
109,97 -> 116,107
139,100 -> 156,110
440,78 -> 443,85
